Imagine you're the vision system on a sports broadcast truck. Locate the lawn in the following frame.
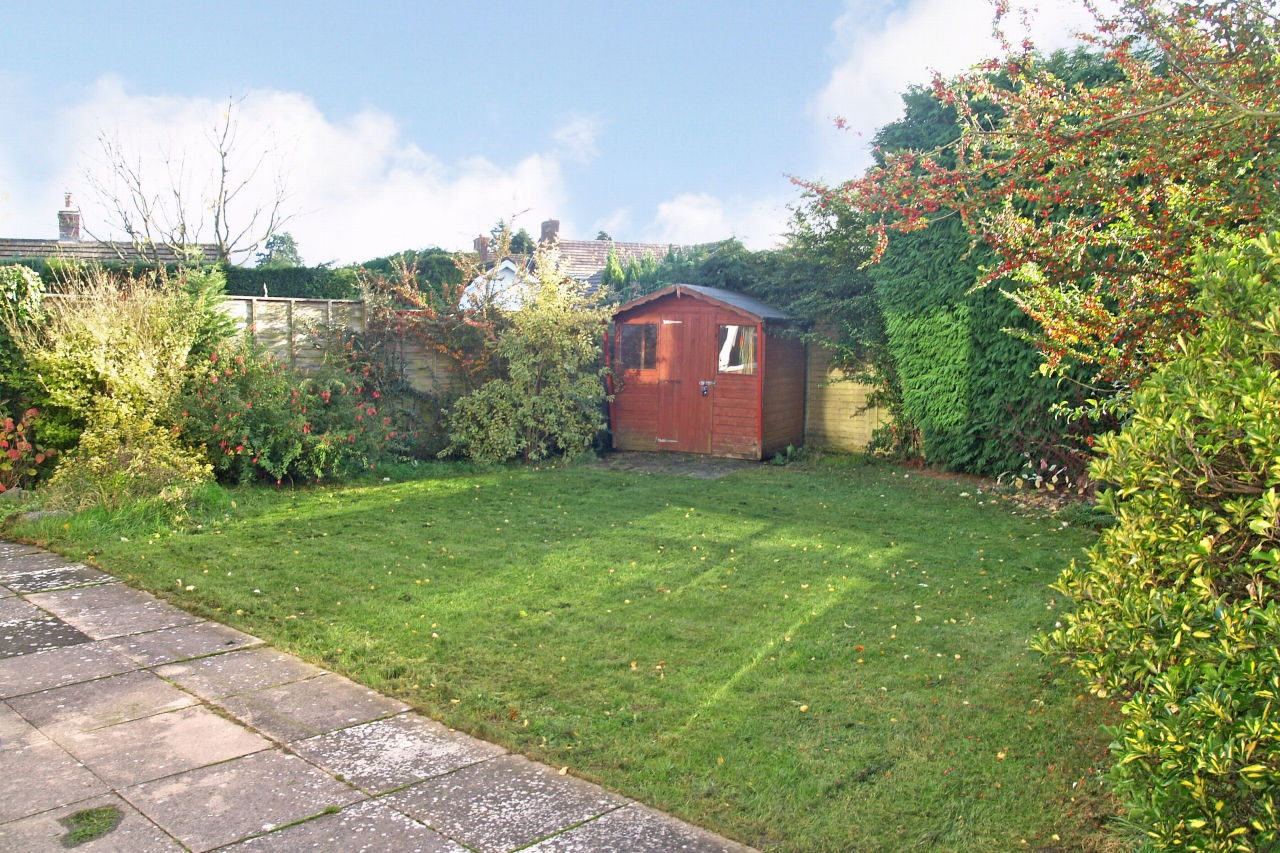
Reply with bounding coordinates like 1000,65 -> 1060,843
20,459 -> 1122,853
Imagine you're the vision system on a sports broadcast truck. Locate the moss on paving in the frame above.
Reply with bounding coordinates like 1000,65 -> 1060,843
32,460 -> 1122,853
60,806 -> 122,847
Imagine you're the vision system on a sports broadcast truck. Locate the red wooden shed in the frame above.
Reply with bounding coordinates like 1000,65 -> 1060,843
608,284 -> 805,460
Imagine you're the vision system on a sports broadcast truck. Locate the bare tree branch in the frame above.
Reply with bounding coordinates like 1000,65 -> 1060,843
82,96 -> 293,266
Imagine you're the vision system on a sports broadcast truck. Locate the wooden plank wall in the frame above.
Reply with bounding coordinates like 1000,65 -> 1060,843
761,333 -> 806,454
803,343 -> 886,451
222,297 -> 457,394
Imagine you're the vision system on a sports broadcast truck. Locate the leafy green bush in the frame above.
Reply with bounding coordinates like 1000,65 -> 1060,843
1037,234 -> 1280,852
0,264 -> 44,401
181,336 -> 389,484
443,245 -> 610,462
4,268 -> 229,505
42,401 -> 211,511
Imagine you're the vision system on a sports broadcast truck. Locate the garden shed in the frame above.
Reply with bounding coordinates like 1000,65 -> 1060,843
608,284 -> 804,460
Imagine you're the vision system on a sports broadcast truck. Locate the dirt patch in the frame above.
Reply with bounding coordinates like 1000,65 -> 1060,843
589,451 -> 759,480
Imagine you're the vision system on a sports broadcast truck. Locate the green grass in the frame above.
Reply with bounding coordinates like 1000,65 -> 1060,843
23,460 -> 1122,853
59,806 -> 122,847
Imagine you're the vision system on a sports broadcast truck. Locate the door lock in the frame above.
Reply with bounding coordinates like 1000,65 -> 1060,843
699,380 -> 716,397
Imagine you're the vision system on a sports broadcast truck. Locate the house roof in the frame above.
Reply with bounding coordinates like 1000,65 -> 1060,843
613,283 -> 792,323
555,240 -> 675,288
0,239 -> 219,265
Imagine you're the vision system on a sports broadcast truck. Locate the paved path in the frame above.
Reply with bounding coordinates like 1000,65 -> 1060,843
0,540 -> 756,853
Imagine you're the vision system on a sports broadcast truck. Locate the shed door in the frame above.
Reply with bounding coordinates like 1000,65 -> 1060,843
656,313 -> 714,453
656,317 -> 683,446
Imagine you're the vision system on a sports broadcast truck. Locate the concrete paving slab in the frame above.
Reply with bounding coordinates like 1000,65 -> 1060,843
385,753 -> 627,853
0,641 -> 138,699
215,673 -> 409,744
122,749 -> 364,853
0,596 -> 41,622
59,704 -> 270,788
0,698 -> 49,751
226,799 -> 466,853
0,596 -> 92,658
155,646 -> 324,701
1,563 -> 115,594
0,737 -> 110,822
27,583 -> 202,639
0,541 -> 41,558
0,583 -> 13,598
292,712 -> 505,795
9,669 -> 197,737
107,621 -> 262,666
0,550 -> 74,573
522,803 -> 756,853
0,793 -> 183,853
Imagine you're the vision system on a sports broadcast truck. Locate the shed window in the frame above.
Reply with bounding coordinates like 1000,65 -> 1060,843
717,325 -> 757,375
618,324 -> 657,370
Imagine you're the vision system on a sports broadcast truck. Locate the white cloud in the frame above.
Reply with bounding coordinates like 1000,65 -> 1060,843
591,208 -> 632,240
0,78 -> 570,264
813,0 -> 1099,179
551,115 -> 601,164
644,192 -> 789,250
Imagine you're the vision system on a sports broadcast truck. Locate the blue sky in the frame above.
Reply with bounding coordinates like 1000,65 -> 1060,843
0,1 -> 1091,263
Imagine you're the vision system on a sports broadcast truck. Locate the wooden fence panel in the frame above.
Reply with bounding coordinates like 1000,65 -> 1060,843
803,343 -> 886,451
222,297 -> 455,393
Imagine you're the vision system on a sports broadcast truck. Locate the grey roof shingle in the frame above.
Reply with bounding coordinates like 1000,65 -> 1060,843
0,239 -> 219,264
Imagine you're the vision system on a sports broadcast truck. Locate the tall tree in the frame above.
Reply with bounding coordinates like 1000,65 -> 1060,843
84,96 -> 293,265
254,232 -> 303,268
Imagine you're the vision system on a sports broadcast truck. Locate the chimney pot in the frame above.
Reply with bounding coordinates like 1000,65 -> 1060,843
58,194 -> 81,242
473,235 -> 490,263
540,219 -> 560,244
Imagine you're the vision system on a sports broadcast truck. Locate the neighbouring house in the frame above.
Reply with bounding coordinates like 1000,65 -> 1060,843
609,284 -> 805,460
467,219 -> 683,303
0,195 -> 219,265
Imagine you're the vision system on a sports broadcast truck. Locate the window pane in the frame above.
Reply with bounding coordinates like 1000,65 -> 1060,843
717,325 -> 757,375
619,324 -> 657,370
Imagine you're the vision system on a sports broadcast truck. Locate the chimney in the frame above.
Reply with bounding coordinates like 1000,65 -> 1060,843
58,193 -> 81,242
540,219 -> 560,244
473,234 -> 490,263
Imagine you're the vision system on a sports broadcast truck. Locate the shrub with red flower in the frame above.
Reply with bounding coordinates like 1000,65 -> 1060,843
180,337 -> 391,484
812,0 -> 1280,398
0,407 -> 57,492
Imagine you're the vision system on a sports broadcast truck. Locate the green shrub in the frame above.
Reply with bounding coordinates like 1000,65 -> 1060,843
42,401 -> 211,511
180,336 -> 389,484
1036,234 -> 1280,852
4,268 -> 231,505
0,264 -> 43,401
443,245 -> 611,462
7,269 -> 223,423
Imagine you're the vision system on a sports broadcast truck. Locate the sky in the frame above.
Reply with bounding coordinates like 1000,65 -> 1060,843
0,1 -> 1096,264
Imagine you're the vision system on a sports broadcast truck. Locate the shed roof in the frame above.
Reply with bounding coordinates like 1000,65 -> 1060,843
613,283 -> 792,322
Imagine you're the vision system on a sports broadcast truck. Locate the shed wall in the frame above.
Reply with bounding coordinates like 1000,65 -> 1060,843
762,334 -> 806,454
611,294 -> 768,458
